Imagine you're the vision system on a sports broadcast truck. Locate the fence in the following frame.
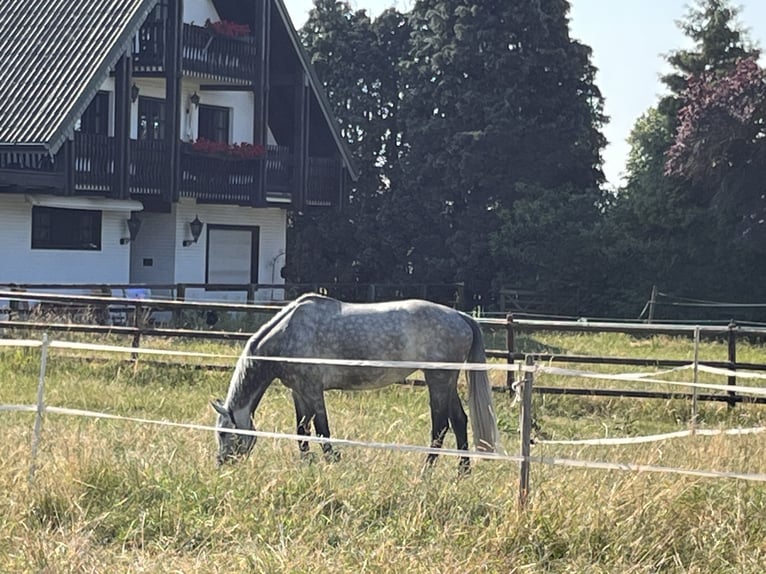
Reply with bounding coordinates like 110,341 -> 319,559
4,289 -> 766,407
4,334 -> 766,509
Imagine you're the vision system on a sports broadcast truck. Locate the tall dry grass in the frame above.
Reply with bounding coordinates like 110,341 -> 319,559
0,331 -> 765,572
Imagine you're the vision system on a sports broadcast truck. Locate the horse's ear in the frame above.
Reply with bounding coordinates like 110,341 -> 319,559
210,399 -> 230,418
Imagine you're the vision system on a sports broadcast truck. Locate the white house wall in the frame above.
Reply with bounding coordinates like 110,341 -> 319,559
129,210 -> 177,288
173,199 -> 286,302
0,195 -> 131,285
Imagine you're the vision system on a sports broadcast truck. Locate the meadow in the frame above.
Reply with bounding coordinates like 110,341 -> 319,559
0,328 -> 765,573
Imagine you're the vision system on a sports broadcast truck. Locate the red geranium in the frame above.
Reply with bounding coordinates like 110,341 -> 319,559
191,138 -> 265,158
205,19 -> 251,38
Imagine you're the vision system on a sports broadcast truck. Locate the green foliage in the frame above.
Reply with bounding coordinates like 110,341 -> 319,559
602,0 -> 763,316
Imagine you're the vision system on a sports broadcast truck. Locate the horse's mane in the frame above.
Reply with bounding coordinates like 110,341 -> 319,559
246,293 -> 330,354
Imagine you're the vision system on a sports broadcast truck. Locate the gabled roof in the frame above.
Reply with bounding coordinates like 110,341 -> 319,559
0,0 -> 159,154
0,0 -> 358,180
271,0 -> 359,181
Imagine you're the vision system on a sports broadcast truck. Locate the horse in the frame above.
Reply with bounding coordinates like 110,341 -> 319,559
211,293 -> 500,472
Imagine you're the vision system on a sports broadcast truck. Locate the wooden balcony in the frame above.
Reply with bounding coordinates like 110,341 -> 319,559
68,134 -> 342,206
133,21 -> 256,82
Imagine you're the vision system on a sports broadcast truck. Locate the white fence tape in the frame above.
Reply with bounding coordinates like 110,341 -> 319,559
4,401 -> 766,482
3,335 -> 766,483
536,426 -> 766,446
537,365 -> 766,398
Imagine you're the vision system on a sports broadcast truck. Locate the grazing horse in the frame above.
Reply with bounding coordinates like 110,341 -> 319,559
212,293 -> 500,471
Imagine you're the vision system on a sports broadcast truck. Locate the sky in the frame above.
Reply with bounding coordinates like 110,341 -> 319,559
283,0 -> 766,188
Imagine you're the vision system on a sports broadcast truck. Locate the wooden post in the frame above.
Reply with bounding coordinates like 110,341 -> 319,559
646,285 -> 658,323
131,302 -> 143,362
174,284 -> 185,327
518,355 -> 534,509
727,320 -> 737,408
29,334 -> 50,485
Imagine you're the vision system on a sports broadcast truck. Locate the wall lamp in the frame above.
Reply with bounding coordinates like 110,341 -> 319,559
120,212 -> 142,244
190,91 -> 200,107
183,215 -> 204,246
131,83 -> 140,103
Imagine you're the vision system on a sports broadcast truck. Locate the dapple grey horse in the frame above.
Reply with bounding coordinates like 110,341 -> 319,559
212,293 -> 500,471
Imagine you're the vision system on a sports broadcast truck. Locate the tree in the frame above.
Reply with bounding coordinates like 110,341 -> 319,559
602,0 -> 760,314
285,1 -> 411,288
398,0 -> 607,307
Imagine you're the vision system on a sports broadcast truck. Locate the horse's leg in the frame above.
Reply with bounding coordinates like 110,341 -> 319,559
304,387 -> 340,462
447,384 -> 471,475
292,391 -> 314,458
424,370 -> 452,469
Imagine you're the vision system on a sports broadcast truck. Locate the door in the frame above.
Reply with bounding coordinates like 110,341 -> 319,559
205,225 -> 260,285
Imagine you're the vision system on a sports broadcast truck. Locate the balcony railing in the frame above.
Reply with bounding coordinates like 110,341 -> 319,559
9,134 -> 341,207
130,139 -> 170,197
75,133 -> 114,192
307,157 -> 341,206
179,143 -> 261,203
133,21 -> 256,82
182,23 -> 256,82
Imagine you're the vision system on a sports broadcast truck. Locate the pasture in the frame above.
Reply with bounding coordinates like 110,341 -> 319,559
1,330 -> 765,572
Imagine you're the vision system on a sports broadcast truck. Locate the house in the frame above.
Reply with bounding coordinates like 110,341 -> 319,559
0,0 -> 357,302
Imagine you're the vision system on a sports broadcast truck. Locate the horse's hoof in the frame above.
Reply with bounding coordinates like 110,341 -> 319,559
323,449 -> 341,463
457,462 -> 471,478
300,451 -> 317,464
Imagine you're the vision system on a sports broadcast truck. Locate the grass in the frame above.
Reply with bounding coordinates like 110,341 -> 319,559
1,330 -> 765,572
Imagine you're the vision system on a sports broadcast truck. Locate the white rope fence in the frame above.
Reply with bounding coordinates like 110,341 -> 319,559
3,335 -> 766,500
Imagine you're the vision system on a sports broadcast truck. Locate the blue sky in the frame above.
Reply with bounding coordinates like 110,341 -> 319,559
283,0 -> 766,188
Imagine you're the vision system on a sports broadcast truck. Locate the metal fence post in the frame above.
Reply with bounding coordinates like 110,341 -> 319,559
518,355 -> 534,509
29,333 -> 50,485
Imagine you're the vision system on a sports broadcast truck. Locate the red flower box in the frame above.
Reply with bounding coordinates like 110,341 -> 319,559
191,138 -> 265,159
205,19 -> 251,38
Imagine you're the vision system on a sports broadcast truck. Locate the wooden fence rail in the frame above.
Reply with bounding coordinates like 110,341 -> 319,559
2,290 -> 766,405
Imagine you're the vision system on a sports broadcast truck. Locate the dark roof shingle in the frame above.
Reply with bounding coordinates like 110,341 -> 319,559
0,0 -> 158,152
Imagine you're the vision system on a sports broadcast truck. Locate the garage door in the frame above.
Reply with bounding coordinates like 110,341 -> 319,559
206,225 -> 260,284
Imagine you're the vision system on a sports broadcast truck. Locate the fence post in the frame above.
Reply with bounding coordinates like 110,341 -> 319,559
173,284 -> 186,327
131,302 -> 143,362
727,320 -> 737,408
691,326 -> 700,432
29,333 -> 50,485
518,354 -> 534,509
506,314 -> 515,396
646,285 -> 658,323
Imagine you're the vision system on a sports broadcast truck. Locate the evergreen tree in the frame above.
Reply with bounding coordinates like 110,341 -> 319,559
399,0 -> 606,309
285,1 -> 410,289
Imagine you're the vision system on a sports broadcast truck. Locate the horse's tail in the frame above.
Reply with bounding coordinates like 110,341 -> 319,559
460,313 -> 501,453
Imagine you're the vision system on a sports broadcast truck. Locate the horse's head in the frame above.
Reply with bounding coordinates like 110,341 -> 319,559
211,399 -> 256,465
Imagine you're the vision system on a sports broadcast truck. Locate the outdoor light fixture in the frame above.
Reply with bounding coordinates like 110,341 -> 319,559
131,83 -> 140,103
190,91 -> 200,107
183,215 -> 204,246
120,212 -> 142,245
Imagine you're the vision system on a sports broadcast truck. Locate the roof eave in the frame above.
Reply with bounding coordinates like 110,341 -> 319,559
45,0 -> 161,156
271,0 -> 360,182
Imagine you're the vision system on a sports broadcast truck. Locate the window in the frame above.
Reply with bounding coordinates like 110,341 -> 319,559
31,207 -> 102,250
76,91 -> 109,135
198,105 -> 230,143
138,97 -> 166,140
